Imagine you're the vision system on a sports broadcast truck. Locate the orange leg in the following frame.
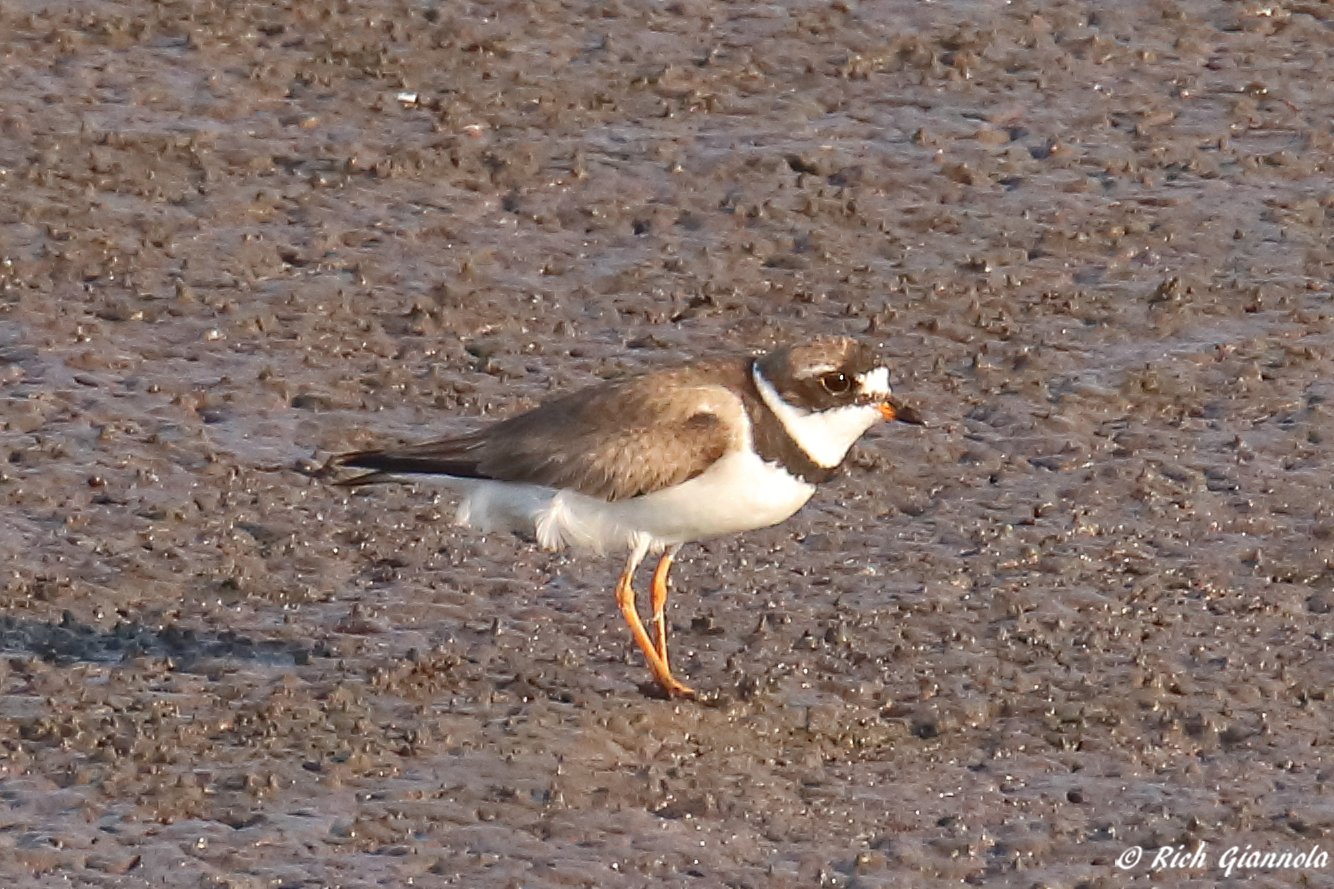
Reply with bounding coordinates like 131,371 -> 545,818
649,545 -> 681,664
614,541 -> 694,698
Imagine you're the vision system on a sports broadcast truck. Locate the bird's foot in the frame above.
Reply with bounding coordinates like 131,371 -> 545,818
644,672 -> 696,700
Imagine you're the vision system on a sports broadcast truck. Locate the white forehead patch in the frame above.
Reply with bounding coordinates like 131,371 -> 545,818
753,365 -> 888,469
858,366 -> 892,399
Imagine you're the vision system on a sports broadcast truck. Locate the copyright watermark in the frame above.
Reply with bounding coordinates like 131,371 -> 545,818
1115,842 -> 1328,878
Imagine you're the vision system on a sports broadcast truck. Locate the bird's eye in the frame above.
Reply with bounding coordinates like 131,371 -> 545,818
820,371 -> 852,394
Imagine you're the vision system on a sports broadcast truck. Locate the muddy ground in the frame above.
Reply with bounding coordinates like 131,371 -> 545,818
1,0 -> 1333,886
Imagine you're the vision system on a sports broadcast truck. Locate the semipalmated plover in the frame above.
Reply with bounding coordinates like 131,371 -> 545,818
333,336 -> 921,698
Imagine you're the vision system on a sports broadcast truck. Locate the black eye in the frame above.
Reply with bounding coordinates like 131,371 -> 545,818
820,371 -> 852,394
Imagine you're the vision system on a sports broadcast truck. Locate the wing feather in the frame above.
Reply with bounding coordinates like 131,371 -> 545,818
335,363 -> 749,501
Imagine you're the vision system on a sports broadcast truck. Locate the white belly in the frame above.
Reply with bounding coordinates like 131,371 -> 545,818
440,448 -> 817,554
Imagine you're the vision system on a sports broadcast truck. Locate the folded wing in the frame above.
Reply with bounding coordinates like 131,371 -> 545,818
335,367 -> 748,502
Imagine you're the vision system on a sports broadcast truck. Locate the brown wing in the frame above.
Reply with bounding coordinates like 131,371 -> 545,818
336,361 -> 750,501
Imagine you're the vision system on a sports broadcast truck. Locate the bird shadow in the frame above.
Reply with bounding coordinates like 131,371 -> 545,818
0,611 -> 327,669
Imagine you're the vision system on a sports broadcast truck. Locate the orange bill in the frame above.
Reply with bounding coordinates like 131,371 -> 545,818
881,400 -> 925,425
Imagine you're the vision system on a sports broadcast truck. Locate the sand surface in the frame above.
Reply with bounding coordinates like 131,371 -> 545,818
2,0 -> 1334,886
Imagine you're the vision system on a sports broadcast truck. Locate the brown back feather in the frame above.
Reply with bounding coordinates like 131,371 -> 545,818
336,360 -> 749,501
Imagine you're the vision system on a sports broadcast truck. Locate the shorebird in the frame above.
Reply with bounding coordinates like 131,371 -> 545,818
332,336 -> 920,697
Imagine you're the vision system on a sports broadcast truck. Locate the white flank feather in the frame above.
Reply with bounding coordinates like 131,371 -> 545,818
417,429 -> 816,555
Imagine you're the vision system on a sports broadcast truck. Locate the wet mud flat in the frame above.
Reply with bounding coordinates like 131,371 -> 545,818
2,0 -> 1334,885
